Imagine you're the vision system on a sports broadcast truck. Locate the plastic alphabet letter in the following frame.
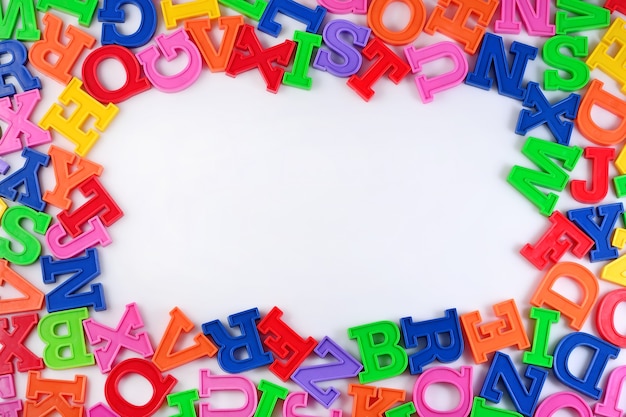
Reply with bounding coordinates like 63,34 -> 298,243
0,40 -> 41,98
0,313 -> 43,374
530,262 -> 598,331
82,45 -> 151,103
459,299 -> 530,364
424,0 -> 499,54
161,0 -> 219,30
534,392 -> 593,417
413,366 -> 473,417
348,320 -> 408,384
0,90 -> 51,156
283,31 -> 322,90
0,205 -> 51,266
39,77 -> 119,157
347,38 -> 410,102
257,0 -> 326,37
88,403 -> 121,417
0,147 -> 49,212
56,175 -> 123,238
168,389 -> 199,417
480,352 -> 548,416
43,145 -> 103,211
348,384 -> 405,417
105,358 -> 177,417
184,16 -> 244,72
570,147 -> 615,204
257,306 -> 317,381
202,307 -> 273,374
595,366 -> 626,417
24,371 -> 86,417
28,13 -> 96,84
465,33 -> 537,100
0,259 -> 45,314
135,28 -> 203,93
400,308 -> 464,374
317,0 -> 365,13
404,41 -> 468,103
37,307 -> 95,370
567,203 -> 624,262
198,369 -> 257,417
507,137 -> 582,216
553,332 -> 619,399
217,0 -> 266,19
83,302 -> 154,373
98,0 -> 157,48
587,17 -> 626,95
225,24 -> 295,93
523,307 -> 560,368
576,79 -> 626,146
284,392 -> 342,417
45,217 -> 112,260
0,0 -> 40,40
254,380 -> 289,417
595,289 -> 626,348
494,0 -> 554,35
555,0 -> 609,34
36,0 -> 99,26
520,211 -> 593,270
290,336 -> 363,409
471,397 -> 523,417
153,307 -> 218,372
542,35 -> 589,92
366,0 -> 425,45
41,248 -> 106,312
313,19 -> 371,78
516,82 -> 580,146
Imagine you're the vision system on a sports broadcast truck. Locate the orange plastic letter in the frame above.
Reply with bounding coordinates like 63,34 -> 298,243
185,15 -> 244,72
43,145 -> 103,211
424,0 -> 499,54
152,307 -> 218,372
460,299 -> 530,364
367,0 -> 425,45
348,384 -> 405,417
530,261 -> 599,331
0,260 -> 44,314
24,371 -> 86,417
576,79 -> 626,146
28,13 -> 96,84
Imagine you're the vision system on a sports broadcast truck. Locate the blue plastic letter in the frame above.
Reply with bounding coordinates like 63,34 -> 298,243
553,332 -> 619,399
41,248 -> 105,313
97,0 -> 157,48
0,40 -> 40,98
516,82 -> 581,146
567,203 -> 624,262
465,33 -> 537,100
480,351 -> 548,417
257,0 -> 326,37
0,147 -> 49,212
202,308 -> 273,373
400,308 -> 464,374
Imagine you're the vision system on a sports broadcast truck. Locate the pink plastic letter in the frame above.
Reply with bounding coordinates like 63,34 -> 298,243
199,369 -> 258,417
83,302 -> 154,373
535,392 -> 593,417
46,217 -> 112,259
404,41 -> 468,103
136,28 -> 202,93
413,366 -> 473,417
0,90 -> 51,155
494,0 -> 555,35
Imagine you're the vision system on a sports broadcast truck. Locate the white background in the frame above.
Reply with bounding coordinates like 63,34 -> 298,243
3,1 -> 626,414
